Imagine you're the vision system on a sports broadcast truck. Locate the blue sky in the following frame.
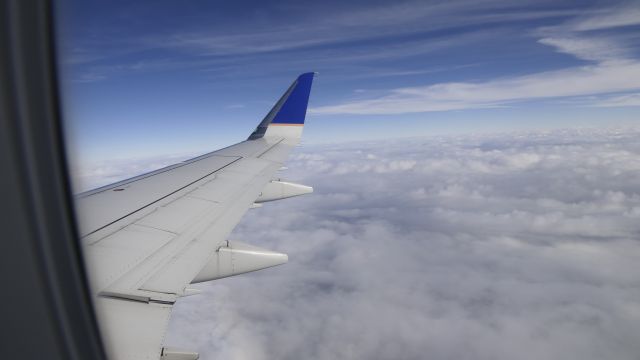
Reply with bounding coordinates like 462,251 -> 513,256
56,0 -> 640,163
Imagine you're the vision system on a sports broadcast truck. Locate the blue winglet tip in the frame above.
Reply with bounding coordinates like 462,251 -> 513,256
271,72 -> 316,125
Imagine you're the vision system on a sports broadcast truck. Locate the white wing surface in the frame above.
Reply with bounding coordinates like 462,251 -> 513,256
76,73 -> 316,360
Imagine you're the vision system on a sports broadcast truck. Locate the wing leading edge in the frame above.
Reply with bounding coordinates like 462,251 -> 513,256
78,73 -> 316,359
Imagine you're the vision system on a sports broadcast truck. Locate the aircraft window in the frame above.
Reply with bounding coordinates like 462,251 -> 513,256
53,1 -> 640,360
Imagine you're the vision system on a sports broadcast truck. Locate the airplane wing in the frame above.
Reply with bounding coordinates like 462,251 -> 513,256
76,73 -> 316,360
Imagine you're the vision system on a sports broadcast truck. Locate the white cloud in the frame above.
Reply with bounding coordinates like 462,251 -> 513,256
592,93 -> 640,107
160,127 -> 640,359
537,36 -> 631,62
568,6 -> 640,31
69,152 -> 198,192
311,61 -> 640,114
311,6 -> 640,115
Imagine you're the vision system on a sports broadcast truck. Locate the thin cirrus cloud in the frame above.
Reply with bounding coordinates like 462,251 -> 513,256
593,93 -> 640,107
157,2 -> 572,57
61,0 -> 587,81
567,6 -> 640,31
310,7 -> 640,115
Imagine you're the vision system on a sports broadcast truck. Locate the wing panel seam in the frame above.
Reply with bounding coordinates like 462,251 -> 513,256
82,156 -> 243,237
256,138 -> 284,158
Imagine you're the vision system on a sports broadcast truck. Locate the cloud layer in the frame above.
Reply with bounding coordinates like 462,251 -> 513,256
69,152 -> 198,193
163,127 -> 640,360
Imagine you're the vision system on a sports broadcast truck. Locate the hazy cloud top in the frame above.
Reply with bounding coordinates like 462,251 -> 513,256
162,127 -> 640,360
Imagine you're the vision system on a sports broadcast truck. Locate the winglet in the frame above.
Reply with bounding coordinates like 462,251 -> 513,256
248,72 -> 315,140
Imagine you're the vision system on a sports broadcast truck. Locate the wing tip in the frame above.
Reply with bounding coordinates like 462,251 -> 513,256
248,72 -> 316,140
270,72 -> 315,125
